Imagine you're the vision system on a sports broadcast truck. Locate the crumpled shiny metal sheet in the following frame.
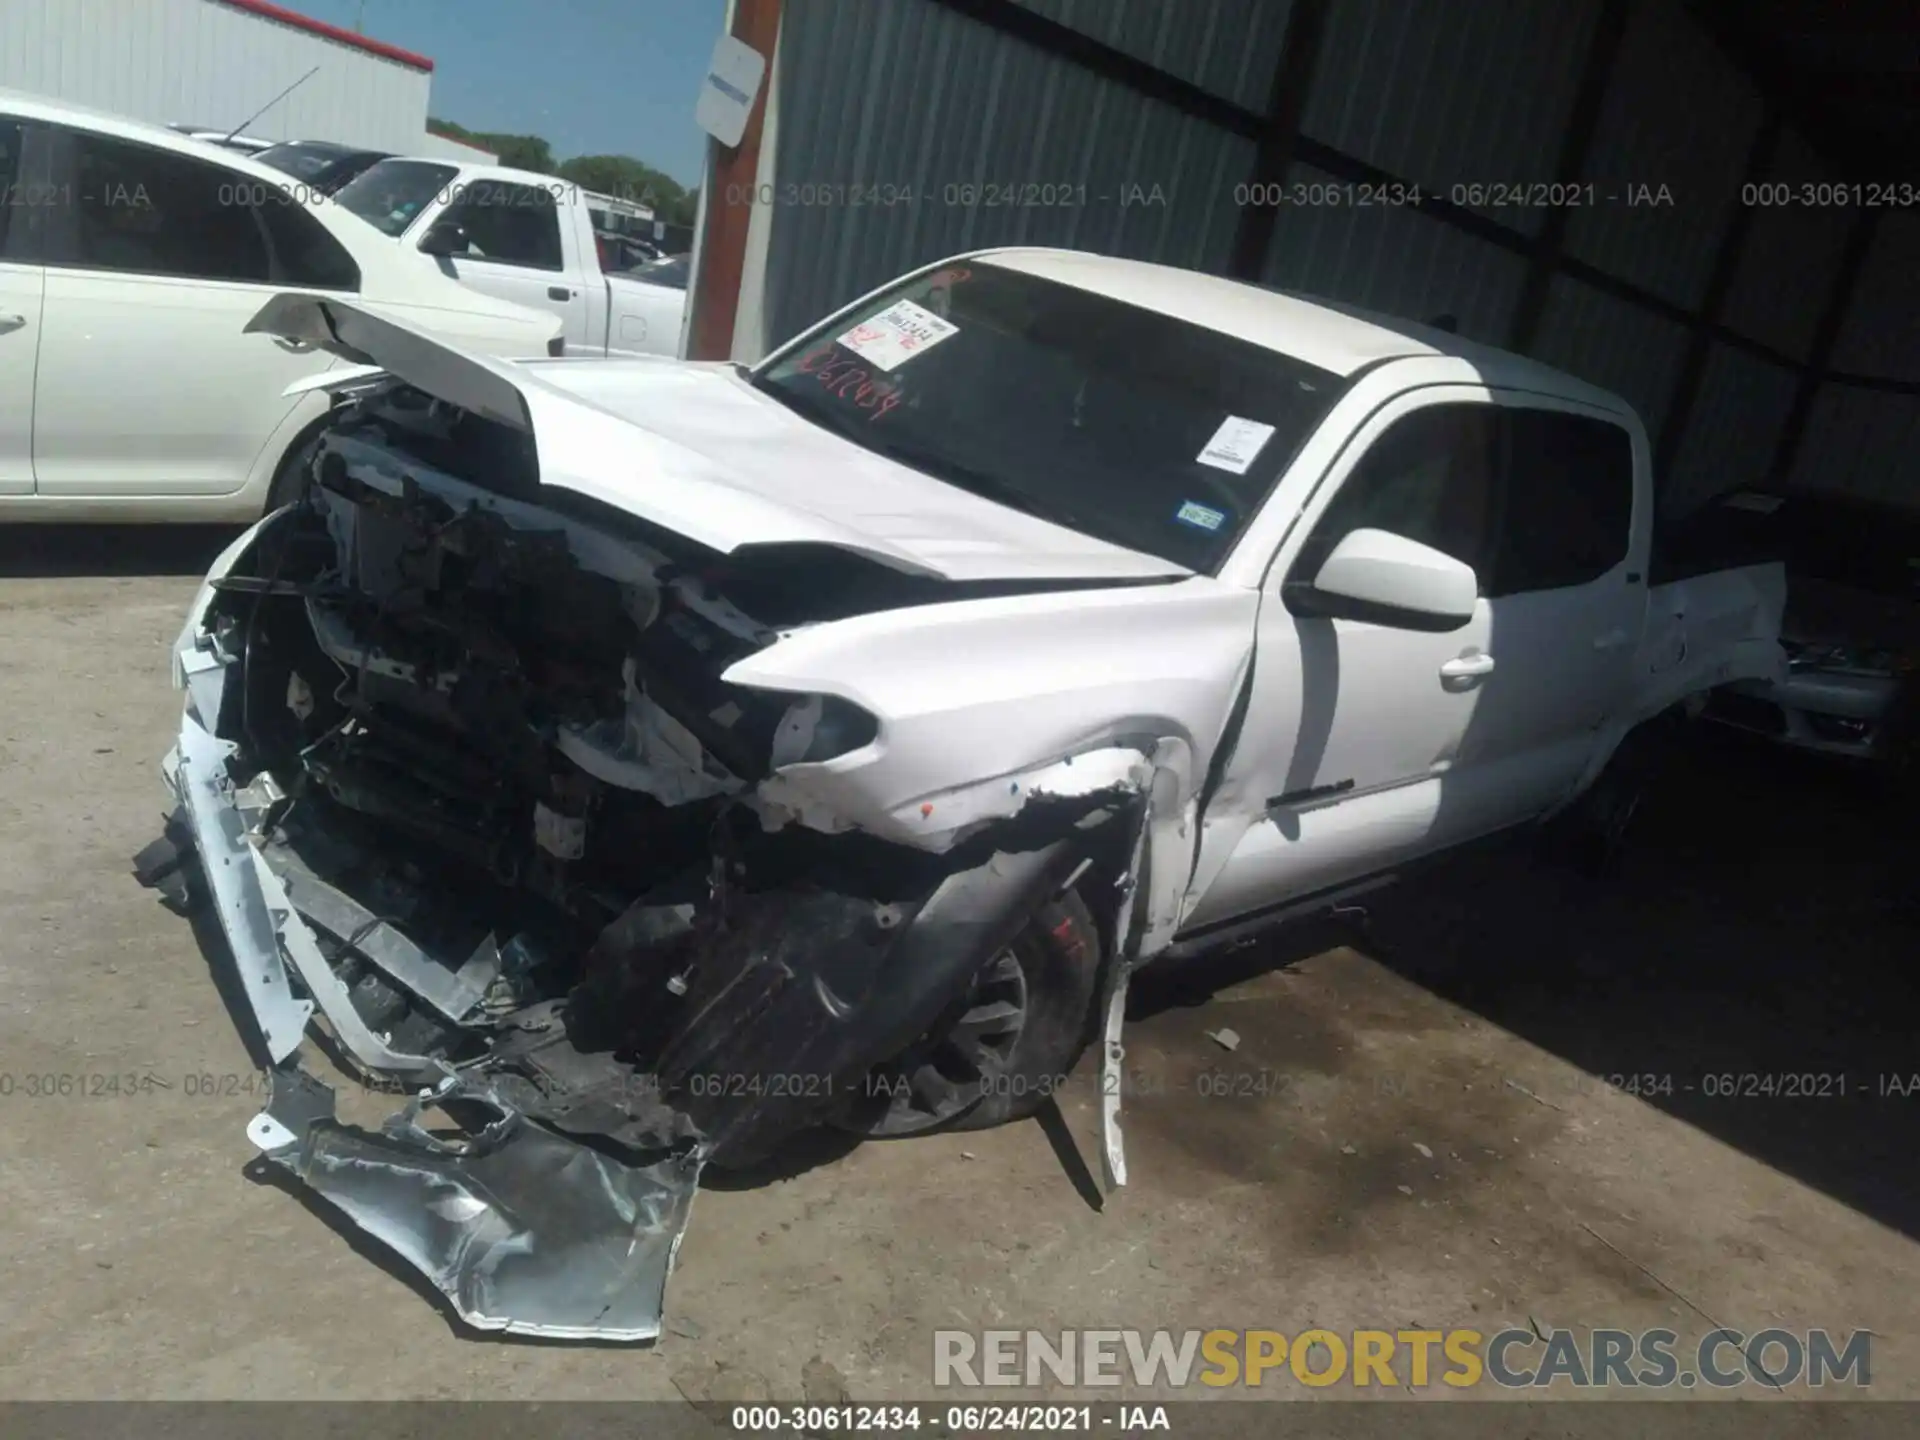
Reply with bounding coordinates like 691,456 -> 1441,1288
256,1068 -> 702,1342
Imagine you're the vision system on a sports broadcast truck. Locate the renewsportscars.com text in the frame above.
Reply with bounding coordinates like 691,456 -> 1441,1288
932,1326 -> 1871,1390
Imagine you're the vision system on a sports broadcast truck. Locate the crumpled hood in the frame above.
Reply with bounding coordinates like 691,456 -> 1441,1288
251,293 -> 1191,584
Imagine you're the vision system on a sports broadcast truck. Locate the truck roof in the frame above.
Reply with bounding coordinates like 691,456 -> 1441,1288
974,246 -> 1626,414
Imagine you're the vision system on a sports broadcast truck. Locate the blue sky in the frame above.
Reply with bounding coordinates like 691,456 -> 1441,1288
289,0 -> 725,184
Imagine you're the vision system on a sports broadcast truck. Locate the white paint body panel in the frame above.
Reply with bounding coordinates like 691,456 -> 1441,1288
232,262 -> 1784,954
726,582 -> 1255,849
365,160 -> 686,360
0,92 -> 562,522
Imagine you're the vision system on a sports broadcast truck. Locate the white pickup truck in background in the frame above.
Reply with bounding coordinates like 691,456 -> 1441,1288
331,158 -> 688,359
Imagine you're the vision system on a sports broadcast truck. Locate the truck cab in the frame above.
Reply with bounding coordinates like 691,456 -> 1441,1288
330,158 -> 688,359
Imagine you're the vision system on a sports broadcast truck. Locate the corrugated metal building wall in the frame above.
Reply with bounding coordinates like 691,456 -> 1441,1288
750,0 -> 1916,516
1792,212 -> 1920,503
764,0 -> 1270,346
0,0 -> 434,153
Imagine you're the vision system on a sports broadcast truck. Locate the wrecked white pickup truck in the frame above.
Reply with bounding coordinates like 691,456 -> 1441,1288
142,248 -> 1785,1341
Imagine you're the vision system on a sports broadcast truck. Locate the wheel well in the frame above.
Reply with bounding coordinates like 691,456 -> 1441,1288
262,411 -> 338,512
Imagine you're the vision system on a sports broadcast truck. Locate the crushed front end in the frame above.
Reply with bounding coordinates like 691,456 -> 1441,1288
146,375 -> 1143,1339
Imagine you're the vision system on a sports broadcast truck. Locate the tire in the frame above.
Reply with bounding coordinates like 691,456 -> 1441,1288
1550,713 -> 1680,877
835,887 -> 1103,1139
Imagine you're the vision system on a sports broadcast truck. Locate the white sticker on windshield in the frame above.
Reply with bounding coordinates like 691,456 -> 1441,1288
837,299 -> 959,372
1196,415 -> 1277,475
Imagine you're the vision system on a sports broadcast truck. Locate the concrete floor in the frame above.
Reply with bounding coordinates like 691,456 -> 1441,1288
1,525 -> 1916,1411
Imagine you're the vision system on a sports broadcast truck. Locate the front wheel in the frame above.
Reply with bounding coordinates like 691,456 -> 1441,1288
833,888 -> 1102,1138
1549,712 -> 1682,876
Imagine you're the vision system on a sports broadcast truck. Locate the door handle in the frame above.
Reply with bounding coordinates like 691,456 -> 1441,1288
1439,652 -> 1496,680
0,313 -> 26,334
1592,628 -> 1631,650
547,286 -> 573,301
273,336 -> 316,354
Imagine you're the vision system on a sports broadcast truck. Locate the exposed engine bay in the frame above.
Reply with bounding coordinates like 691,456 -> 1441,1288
145,375 -> 1165,1339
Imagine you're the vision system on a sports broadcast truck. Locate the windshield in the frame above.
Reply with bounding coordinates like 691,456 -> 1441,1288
333,159 -> 459,236
753,261 -> 1340,571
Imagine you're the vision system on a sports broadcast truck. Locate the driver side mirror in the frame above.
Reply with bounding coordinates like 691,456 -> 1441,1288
1286,527 -> 1478,632
418,218 -> 468,257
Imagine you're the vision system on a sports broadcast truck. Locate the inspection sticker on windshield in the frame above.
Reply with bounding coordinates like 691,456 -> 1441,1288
837,299 -> 958,372
1176,500 -> 1227,531
1197,415 -> 1277,474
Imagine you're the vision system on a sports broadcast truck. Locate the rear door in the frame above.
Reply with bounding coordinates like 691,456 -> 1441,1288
421,178 -> 589,342
33,126 -> 355,496
0,116 -> 44,495
1450,399 -> 1646,809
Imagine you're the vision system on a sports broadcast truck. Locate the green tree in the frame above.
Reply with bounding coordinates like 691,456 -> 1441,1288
484,134 -> 557,173
559,154 -> 680,208
426,117 -> 556,173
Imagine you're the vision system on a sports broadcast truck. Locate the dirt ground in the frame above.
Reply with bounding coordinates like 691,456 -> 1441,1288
1,525 -> 1917,1413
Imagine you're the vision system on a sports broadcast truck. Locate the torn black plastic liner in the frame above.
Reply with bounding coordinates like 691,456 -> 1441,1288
251,1067 -> 701,1342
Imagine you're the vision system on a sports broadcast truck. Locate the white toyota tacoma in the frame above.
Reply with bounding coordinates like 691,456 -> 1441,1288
145,248 -> 1786,1341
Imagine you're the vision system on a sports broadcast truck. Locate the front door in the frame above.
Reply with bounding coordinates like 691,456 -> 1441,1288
1182,392 -> 1517,934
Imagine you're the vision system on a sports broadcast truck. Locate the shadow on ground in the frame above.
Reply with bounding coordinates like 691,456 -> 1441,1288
1145,727 -> 1920,1244
0,524 -> 243,578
